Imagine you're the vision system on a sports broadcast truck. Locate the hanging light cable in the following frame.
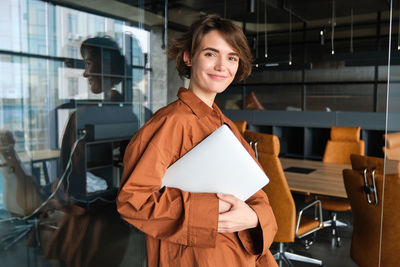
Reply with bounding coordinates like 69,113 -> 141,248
224,0 -> 227,18
350,8 -> 354,53
256,0 -> 259,58
331,0 -> 335,55
289,8 -> 292,65
397,7 -> 400,50
264,0 -> 268,58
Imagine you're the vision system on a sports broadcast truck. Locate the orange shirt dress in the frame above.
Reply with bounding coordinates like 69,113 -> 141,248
117,88 -> 278,267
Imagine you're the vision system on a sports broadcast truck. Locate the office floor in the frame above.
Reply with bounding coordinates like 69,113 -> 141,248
269,194 -> 358,267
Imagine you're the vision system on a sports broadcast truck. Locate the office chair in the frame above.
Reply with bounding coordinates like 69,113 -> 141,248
307,126 -> 365,246
382,132 -> 400,160
343,154 -> 400,267
245,130 -> 323,266
0,130 -> 55,250
232,121 -> 247,136
244,92 -> 265,110
0,131 -> 45,216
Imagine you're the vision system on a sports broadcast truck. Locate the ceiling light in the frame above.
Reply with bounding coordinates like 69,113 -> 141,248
350,8 -> 354,53
264,0 -> 268,58
256,0 -> 259,58
331,0 -> 335,55
288,6 -> 292,66
398,7 -> 400,50
320,29 -> 325,45
249,0 -> 255,13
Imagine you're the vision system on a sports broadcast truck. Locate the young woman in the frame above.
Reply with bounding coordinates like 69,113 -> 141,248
117,15 -> 278,266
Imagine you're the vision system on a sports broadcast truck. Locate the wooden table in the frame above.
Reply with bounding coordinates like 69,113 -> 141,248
280,158 -> 351,198
18,149 -> 60,163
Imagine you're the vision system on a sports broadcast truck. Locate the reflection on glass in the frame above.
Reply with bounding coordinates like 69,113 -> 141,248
306,85 -> 375,112
81,37 -> 126,101
381,8 -> 400,263
0,0 -> 152,265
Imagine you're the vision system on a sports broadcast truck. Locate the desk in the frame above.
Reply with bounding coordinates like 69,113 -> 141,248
280,158 -> 351,198
18,149 -> 60,163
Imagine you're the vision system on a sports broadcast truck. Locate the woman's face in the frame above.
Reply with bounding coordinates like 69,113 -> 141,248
185,30 -> 239,102
83,47 -> 103,94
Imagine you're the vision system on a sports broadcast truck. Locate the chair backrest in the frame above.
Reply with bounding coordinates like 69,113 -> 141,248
232,121 -> 247,136
0,131 -> 44,216
323,126 -> 365,164
343,154 -> 400,267
244,131 -> 296,242
382,132 -> 400,160
244,92 -> 265,110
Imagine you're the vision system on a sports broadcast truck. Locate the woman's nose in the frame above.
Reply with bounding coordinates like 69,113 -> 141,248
83,69 -> 89,77
214,58 -> 225,71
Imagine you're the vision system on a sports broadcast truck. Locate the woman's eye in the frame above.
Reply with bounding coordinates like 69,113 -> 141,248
229,56 -> 238,62
205,52 -> 215,57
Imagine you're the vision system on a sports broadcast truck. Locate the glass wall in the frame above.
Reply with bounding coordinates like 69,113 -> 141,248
214,2 -> 394,267
381,1 -> 400,265
0,0 -> 155,265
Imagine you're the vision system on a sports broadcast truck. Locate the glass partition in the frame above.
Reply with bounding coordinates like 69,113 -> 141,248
0,0 -> 159,265
381,0 -> 400,266
214,2 -> 392,267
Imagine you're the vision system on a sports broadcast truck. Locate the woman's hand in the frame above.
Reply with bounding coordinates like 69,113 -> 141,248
217,193 -> 259,233
219,198 -> 232,213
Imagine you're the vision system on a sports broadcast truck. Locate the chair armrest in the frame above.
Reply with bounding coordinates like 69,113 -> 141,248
295,199 -> 323,238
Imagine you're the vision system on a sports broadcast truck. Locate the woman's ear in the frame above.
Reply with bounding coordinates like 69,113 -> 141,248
183,51 -> 192,67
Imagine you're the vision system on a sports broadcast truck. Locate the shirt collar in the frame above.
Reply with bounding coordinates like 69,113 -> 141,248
177,87 -> 221,119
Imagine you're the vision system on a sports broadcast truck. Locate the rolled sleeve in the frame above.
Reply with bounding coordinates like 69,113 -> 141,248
238,190 -> 278,255
187,193 -> 219,247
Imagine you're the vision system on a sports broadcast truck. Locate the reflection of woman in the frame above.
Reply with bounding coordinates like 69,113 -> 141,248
80,37 -> 125,101
117,15 -> 277,266
46,37 -> 143,267
59,37 -> 127,179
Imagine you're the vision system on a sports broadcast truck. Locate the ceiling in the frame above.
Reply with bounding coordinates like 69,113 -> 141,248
168,0 -> 390,24
51,0 -> 398,66
52,0 -> 394,31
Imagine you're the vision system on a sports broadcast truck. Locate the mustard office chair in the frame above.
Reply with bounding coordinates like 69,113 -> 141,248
232,121 -> 247,136
245,131 -> 323,266
382,132 -> 400,160
343,154 -> 400,267
308,126 -> 365,246
0,130 -> 54,250
0,131 -> 45,216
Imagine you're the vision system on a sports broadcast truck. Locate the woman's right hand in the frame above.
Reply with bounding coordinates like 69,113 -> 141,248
219,198 -> 232,213
217,193 -> 259,233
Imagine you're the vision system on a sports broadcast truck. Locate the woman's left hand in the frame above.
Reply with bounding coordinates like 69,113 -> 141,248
217,193 -> 259,233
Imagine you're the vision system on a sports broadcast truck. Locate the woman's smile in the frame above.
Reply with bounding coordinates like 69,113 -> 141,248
208,73 -> 228,80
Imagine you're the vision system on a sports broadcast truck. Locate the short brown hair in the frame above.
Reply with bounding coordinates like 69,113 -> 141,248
167,15 -> 252,83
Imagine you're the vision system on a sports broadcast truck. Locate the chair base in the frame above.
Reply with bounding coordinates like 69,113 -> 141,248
274,243 -> 322,267
322,219 -> 347,228
322,212 -> 348,247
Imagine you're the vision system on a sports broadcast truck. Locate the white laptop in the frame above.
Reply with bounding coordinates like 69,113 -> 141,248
161,124 -> 269,201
